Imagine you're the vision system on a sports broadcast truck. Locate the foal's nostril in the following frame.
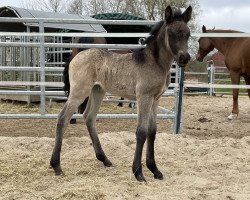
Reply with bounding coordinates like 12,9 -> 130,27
179,55 -> 185,63
179,53 -> 190,64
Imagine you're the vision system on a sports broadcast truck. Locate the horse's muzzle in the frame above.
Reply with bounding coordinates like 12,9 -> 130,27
178,53 -> 190,67
196,53 -> 203,62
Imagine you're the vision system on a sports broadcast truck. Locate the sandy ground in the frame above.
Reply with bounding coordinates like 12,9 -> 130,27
0,95 -> 250,200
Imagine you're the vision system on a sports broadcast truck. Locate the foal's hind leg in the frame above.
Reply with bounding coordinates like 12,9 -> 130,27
50,90 -> 91,175
146,100 -> 163,180
84,85 -> 112,167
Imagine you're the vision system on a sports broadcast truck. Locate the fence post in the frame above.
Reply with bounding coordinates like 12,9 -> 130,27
173,64 -> 184,134
207,60 -> 214,96
39,21 -> 46,115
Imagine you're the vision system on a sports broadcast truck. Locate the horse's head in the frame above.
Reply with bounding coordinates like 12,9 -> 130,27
196,25 -> 215,62
164,5 -> 192,67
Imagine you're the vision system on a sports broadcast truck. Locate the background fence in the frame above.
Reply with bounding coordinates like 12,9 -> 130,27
0,17 -> 185,134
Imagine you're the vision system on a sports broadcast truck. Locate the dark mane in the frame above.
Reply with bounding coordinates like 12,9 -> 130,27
132,21 -> 165,64
207,29 -> 243,33
143,21 -> 165,45
143,6 -> 182,45
133,6 -> 183,64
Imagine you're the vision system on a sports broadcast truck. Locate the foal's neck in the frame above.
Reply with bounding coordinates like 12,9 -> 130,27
147,24 -> 173,72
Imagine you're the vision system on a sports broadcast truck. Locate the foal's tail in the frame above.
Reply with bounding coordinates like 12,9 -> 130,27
63,57 -> 71,97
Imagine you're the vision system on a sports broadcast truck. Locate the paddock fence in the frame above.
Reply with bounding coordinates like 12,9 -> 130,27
1,17 -> 250,134
0,17 -> 185,134
184,59 -> 250,96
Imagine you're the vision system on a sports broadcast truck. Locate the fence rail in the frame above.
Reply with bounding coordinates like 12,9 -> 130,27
0,17 -> 185,134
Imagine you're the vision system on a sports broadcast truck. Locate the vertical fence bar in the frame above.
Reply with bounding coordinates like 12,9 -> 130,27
173,66 -> 185,134
209,62 -> 214,96
39,21 -> 46,114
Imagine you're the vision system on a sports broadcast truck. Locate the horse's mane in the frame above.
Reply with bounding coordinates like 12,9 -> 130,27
207,29 -> 243,33
133,6 -> 183,64
142,21 -> 165,45
143,6 -> 182,45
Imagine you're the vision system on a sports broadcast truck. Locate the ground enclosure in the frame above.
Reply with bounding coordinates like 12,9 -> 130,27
0,95 -> 249,199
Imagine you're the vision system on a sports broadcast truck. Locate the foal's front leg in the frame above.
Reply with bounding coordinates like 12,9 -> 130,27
133,96 -> 153,182
146,100 -> 163,180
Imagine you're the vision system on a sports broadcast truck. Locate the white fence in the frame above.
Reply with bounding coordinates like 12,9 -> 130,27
0,17 -> 185,134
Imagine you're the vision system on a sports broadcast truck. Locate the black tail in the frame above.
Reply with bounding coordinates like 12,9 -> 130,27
63,57 -> 71,97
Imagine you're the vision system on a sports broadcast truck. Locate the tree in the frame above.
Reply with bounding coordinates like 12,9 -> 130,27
66,0 -> 201,57
67,0 -> 83,15
22,0 -> 66,13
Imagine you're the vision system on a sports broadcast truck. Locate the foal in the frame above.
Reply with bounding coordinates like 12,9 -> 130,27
50,5 -> 192,182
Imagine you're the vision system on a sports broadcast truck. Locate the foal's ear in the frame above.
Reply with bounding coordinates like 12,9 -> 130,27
165,6 -> 173,24
182,5 -> 192,23
202,25 -> 207,33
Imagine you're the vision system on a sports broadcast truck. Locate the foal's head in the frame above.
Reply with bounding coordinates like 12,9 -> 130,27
164,6 -> 192,67
196,25 -> 215,62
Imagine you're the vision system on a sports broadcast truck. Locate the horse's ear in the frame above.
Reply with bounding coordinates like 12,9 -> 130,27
165,6 -> 173,24
182,5 -> 192,23
202,25 -> 207,33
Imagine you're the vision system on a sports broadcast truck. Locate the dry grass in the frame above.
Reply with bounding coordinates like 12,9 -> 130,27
0,96 -> 250,199
0,96 -> 175,114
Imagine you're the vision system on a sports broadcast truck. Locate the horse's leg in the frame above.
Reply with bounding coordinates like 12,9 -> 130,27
228,70 -> 241,120
50,88 -> 92,175
117,97 -> 124,107
78,97 -> 89,114
146,100 -> 163,180
133,95 -> 154,182
243,76 -> 250,98
83,85 -> 112,167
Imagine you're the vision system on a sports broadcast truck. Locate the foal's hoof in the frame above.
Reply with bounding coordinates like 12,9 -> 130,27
54,167 -> 64,176
50,164 -> 63,176
103,159 -> 112,167
228,113 -> 237,120
134,172 -> 146,182
153,170 -> 164,180
96,154 -> 112,167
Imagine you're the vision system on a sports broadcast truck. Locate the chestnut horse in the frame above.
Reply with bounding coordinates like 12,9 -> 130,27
196,26 -> 250,119
50,5 -> 192,182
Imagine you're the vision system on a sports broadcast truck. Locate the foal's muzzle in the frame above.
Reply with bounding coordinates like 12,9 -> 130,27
177,52 -> 190,67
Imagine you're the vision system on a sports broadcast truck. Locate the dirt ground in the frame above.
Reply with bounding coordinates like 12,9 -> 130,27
0,95 -> 250,200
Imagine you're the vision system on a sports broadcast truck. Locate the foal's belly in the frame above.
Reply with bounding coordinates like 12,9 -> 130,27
96,79 -> 137,100
96,64 -> 137,99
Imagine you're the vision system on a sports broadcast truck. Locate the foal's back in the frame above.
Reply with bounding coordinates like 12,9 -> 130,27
69,48 -> 168,99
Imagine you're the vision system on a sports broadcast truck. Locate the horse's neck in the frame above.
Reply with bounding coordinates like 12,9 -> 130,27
210,38 -> 235,55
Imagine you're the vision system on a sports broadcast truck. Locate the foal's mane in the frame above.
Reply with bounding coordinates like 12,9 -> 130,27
142,21 -> 165,45
143,7 -> 183,46
133,6 -> 183,64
